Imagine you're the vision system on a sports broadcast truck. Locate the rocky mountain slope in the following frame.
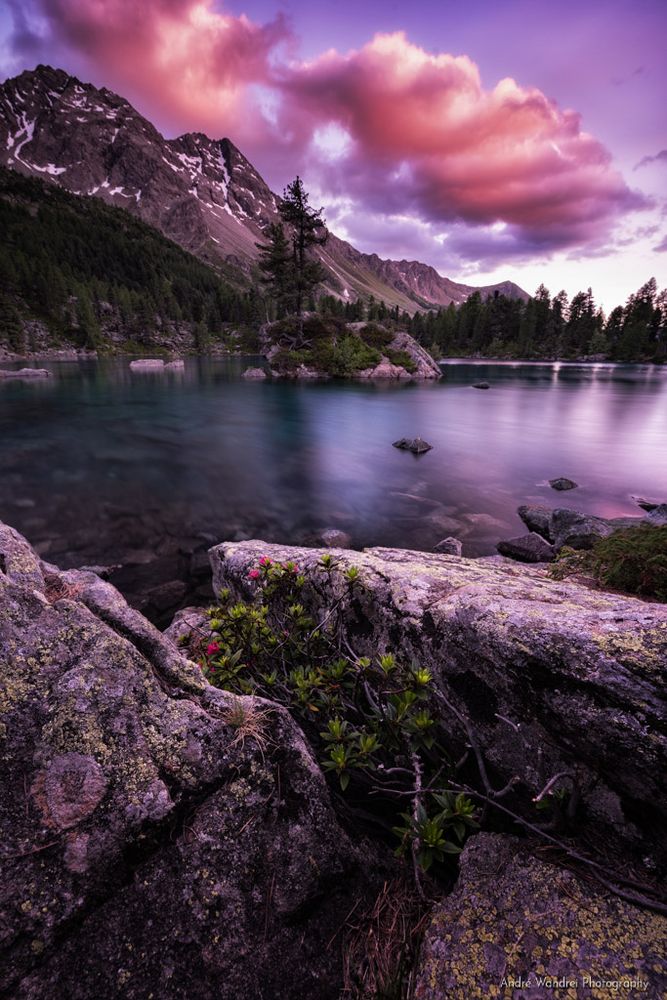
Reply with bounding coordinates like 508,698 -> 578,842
0,65 -> 527,312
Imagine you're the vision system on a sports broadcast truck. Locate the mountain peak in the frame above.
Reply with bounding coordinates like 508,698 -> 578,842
0,65 -> 527,309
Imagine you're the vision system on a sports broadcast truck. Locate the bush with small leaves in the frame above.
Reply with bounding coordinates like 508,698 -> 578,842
201,554 -> 477,874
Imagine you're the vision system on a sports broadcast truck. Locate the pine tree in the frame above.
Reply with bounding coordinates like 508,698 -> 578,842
255,223 -> 295,317
278,177 -> 327,315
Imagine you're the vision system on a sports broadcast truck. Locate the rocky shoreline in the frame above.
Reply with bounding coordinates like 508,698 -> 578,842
1,520 -> 666,998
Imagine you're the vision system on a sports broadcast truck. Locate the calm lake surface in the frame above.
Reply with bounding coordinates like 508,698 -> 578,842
1,358 -> 666,602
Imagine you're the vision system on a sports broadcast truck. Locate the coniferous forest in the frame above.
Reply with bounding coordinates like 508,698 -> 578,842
1,164 -> 665,362
0,166 -> 262,354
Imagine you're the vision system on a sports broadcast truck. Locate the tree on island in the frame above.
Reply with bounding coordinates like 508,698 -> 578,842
256,222 -> 294,319
256,176 -> 328,318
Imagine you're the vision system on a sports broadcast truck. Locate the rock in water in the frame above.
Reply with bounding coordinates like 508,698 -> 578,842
318,528 -> 352,549
129,358 -> 165,370
471,381 -> 490,389
517,504 -> 554,540
632,495 -> 662,512
392,437 -> 433,454
0,367 -> 51,379
496,531 -> 556,562
242,366 -> 267,379
413,834 -> 667,1000
646,503 -> 667,526
550,508 -> 615,549
164,359 -> 185,370
0,520 -> 382,999
434,537 -> 463,556
550,476 -> 578,490
411,436 -> 433,454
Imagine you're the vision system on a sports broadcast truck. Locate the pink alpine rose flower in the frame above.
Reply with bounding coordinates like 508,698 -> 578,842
248,568 -> 260,580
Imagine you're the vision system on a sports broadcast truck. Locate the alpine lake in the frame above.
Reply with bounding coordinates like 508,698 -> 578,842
2,356 -> 666,622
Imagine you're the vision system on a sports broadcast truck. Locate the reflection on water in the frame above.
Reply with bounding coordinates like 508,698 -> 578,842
1,358 -> 666,575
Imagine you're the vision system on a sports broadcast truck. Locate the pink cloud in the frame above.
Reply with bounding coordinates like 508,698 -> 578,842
34,0 -> 291,141
8,7 -> 647,261
279,32 -> 646,248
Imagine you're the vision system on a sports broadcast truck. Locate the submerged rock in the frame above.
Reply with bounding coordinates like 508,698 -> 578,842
356,360 -> 413,380
129,358 -> 165,370
242,366 -> 267,379
317,528 -> 352,549
632,495 -> 663,512
471,381 -> 490,389
0,367 -> 51,379
392,437 -> 433,454
518,504 -> 649,550
550,476 -> 579,491
413,834 -> 667,1000
646,503 -> 667,526
0,521 -> 382,999
551,508 -> 616,549
496,531 -> 556,562
433,536 -> 463,556
517,504 -> 554,540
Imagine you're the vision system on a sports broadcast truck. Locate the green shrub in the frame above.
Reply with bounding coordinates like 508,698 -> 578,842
270,314 -> 347,345
359,323 -> 394,349
590,524 -> 667,599
197,555 -> 477,871
269,347 -> 308,372
550,524 -> 667,600
271,332 -> 381,376
270,316 -> 302,341
385,348 -> 417,373
303,313 -> 347,340
326,336 -> 381,376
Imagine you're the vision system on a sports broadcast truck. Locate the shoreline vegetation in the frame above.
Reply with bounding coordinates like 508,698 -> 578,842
1,168 -> 665,366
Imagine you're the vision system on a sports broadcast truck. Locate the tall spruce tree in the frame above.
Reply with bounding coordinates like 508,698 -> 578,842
279,177 -> 327,315
255,222 -> 295,317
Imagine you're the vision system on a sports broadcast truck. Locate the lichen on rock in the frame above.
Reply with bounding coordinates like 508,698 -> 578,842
413,834 -> 667,1000
0,522 -> 384,999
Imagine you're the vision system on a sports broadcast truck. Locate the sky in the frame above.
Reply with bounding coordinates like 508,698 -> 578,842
1,0 -> 666,310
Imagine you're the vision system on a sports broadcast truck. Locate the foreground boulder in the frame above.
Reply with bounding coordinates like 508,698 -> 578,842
0,522 -> 383,999
212,540 -> 667,860
413,834 -> 667,1000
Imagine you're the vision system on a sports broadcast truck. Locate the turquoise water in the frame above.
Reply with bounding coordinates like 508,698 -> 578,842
1,357 -> 666,576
